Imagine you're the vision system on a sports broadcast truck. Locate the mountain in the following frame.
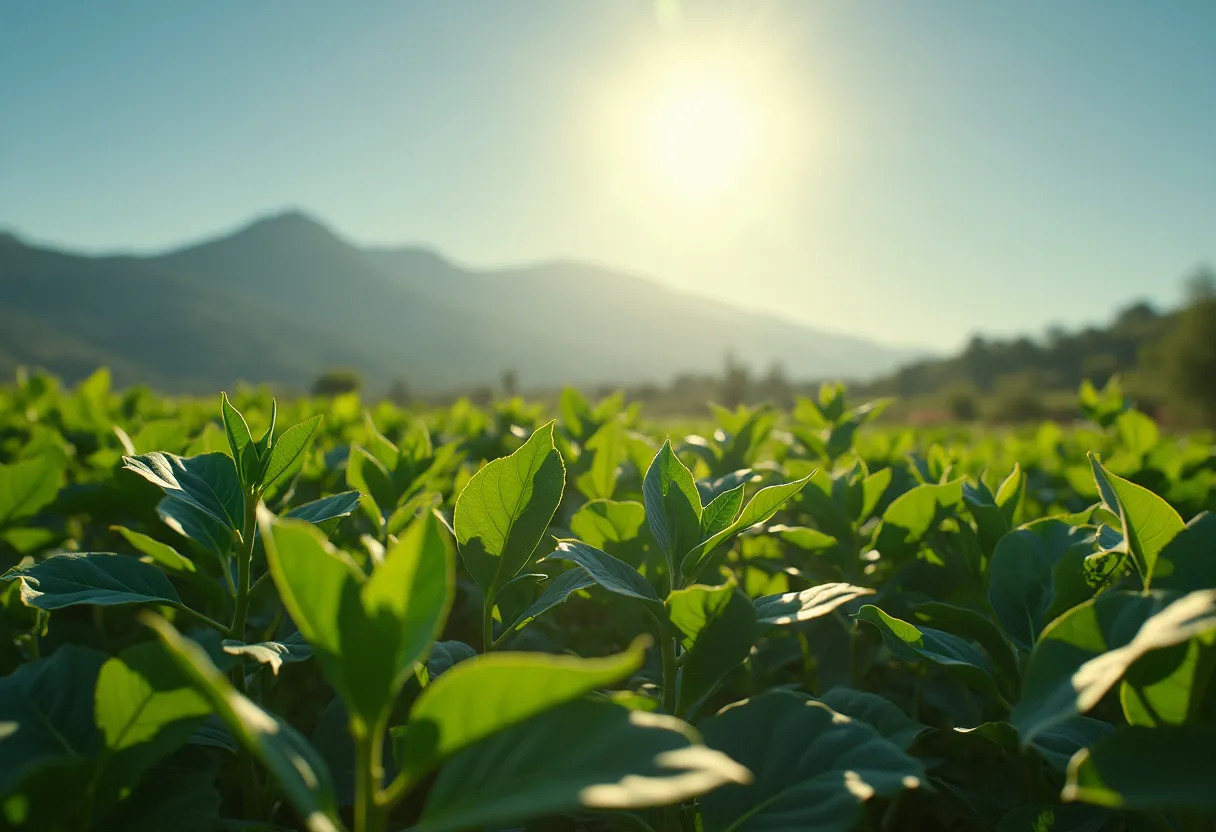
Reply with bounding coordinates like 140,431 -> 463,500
0,211 -> 923,393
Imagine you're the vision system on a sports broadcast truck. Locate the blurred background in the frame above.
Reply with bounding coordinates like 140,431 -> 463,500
1,1 -> 1213,424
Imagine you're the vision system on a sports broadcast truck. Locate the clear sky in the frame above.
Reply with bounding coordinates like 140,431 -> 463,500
2,1 -> 1213,352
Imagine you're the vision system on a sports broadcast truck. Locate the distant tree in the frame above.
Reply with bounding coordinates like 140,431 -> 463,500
756,362 -> 793,408
944,385 -> 980,422
720,353 -> 751,409
1159,269 -> 1216,425
311,368 -> 361,397
991,373 -> 1047,423
501,369 -> 519,398
387,377 -> 412,406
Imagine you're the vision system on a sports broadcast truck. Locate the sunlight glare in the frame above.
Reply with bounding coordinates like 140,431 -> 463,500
644,75 -> 755,197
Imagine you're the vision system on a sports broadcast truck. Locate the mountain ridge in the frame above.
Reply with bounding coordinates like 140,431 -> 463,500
0,210 -> 927,393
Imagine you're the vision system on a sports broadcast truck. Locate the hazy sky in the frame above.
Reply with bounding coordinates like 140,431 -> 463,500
3,1 -> 1214,352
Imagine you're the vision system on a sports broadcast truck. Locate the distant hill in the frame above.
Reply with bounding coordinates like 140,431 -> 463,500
0,211 -> 923,393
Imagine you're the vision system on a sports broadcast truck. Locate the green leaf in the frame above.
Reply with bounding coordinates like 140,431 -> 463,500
576,419 -> 626,500
548,540 -> 663,610
1064,725 -> 1216,810
666,581 -> 756,716
222,635 -> 314,675
911,601 -> 1020,693
262,510 -> 454,730
424,641 -> 477,681
283,490 -> 362,536
221,393 -> 259,489
1089,453 -> 1184,585
94,642 -> 211,799
816,688 -> 928,751
769,524 -> 838,552
144,614 -> 341,832
0,455 -> 64,528
855,605 -> 1003,701
568,499 -> 647,550
346,445 -> 396,523
873,479 -> 964,561
860,467 -> 892,521
699,690 -> 925,832
2,553 -> 182,610
1013,590 -> 1216,743
502,566 -> 595,633
415,698 -> 749,832
988,519 -> 1097,652
123,452 -> 244,532
157,497 -> 231,560
111,525 -> 196,574
454,422 -> 565,593
261,414 -> 323,489
1153,511 -> 1216,592
643,440 -> 704,575
1120,630 -> 1216,726
682,473 -> 814,583
755,582 -> 874,626
699,484 -> 745,540
392,638 -> 648,782
0,645 -> 105,796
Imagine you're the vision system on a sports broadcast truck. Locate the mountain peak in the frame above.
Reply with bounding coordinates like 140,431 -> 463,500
236,209 -> 336,241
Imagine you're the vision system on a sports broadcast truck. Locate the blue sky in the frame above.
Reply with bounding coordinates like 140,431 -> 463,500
2,1 -> 1213,351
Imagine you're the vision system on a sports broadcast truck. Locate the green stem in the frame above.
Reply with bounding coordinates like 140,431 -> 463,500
482,591 -> 496,653
230,489 -> 259,642
168,602 -> 229,634
354,726 -> 388,832
229,488 -> 261,819
645,609 -> 678,714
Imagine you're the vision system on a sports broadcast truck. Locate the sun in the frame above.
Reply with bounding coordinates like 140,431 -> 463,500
643,75 -> 756,198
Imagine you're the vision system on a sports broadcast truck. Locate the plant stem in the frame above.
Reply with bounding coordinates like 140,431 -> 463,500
169,602 -> 229,634
645,609 -> 678,714
482,592 -> 495,653
230,489 -> 259,642
354,725 -> 388,832
229,488 -> 261,819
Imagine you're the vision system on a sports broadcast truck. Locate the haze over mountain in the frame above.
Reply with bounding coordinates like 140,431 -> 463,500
0,211 -> 924,394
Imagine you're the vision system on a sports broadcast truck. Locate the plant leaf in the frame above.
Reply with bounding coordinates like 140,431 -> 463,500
699,690 -> 924,832
1064,725 -> 1216,810
392,638 -> 648,782
643,440 -> 703,574
1089,453 -> 1184,585
755,583 -> 874,626
144,614 -> 341,832
414,698 -> 749,832
666,581 -> 756,716
453,422 -> 565,593
262,415 -> 323,488
123,452 -> 244,532
2,552 -> 182,610
548,540 -> 663,610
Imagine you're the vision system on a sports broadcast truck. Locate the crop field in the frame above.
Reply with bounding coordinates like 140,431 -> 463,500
1,369 -> 1214,832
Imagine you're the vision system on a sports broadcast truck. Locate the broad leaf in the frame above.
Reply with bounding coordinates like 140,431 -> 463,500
682,473 -> 814,582
415,698 -> 749,832
454,422 -> 565,592
502,567 -> 596,633
873,479 -> 964,561
666,581 -> 756,716
1064,725 -> 1216,810
1090,454 -> 1184,585
855,605 -> 1002,701
123,452 -> 244,532
576,419 -> 626,500
3,552 -> 182,610
700,690 -> 925,832
1013,590 -> 1216,743
988,519 -> 1096,651
756,583 -> 874,626
817,688 -> 928,751
0,645 -> 105,795
145,615 -> 341,832
284,491 -> 362,536
262,511 -> 453,729
643,440 -> 703,574
0,455 -> 64,527
548,540 -> 663,610
222,634 -> 314,675
392,639 -> 647,782
111,525 -> 196,574
262,414 -> 322,488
